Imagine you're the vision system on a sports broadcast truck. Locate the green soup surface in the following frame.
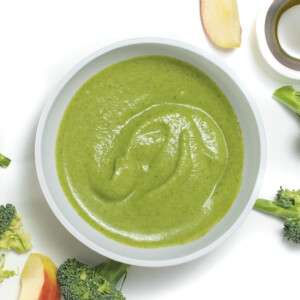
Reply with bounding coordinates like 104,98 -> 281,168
56,55 -> 244,248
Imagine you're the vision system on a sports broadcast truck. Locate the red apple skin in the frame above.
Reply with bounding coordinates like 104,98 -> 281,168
38,270 -> 61,300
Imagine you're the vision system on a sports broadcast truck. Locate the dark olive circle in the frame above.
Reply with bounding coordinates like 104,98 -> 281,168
265,0 -> 300,71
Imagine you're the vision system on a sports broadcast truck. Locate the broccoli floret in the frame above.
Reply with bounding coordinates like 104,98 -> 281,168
283,218 -> 300,243
57,258 -> 129,300
0,254 -> 18,284
276,187 -> 300,208
0,204 -> 32,253
273,85 -> 300,117
254,187 -> 300,244
0,153 -> 11,168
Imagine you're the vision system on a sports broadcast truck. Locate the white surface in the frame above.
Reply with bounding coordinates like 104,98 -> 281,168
277,4 -> 300,60
35,38 -> 266,267
0,0 -> 299,299
256,0 -> 300,80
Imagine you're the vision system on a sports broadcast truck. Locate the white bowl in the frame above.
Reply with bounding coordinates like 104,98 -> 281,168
35,38 -> 266,267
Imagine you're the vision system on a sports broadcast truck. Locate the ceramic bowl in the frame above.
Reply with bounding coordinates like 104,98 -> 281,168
35,38 -> 266,267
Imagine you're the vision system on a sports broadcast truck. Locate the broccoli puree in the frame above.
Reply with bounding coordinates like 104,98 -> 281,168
56,56 -> 244,248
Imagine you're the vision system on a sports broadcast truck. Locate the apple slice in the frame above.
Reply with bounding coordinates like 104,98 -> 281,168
200,0 -> 241,48
19,253 -> 61,300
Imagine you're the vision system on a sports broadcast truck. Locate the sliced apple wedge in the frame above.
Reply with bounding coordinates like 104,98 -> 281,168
19,253 -> 61,300
200,0 -> 241,48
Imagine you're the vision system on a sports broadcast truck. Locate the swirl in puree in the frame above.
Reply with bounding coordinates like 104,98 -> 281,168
56,56 -> 244,247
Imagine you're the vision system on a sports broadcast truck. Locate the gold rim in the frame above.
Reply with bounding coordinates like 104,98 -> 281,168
265,0 -> 300,71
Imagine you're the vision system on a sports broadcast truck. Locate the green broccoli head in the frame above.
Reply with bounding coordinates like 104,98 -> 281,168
0,204 -> 32,253
276,187 -> 300,208
283,217 -> 300,244
57,258 -> 127,300
0,254 -> 18,284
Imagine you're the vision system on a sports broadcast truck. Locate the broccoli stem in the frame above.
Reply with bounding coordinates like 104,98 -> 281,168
254,199 -> 299,219
96,260 -> 130,287
273,85 -> 300,116
0,153 -> 11,168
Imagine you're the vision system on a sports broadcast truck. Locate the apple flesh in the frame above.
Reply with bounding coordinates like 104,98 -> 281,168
19,253 -> 61,300
200,0 -> 241,48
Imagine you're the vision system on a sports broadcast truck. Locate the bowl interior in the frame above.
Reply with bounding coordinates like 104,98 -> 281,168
36,39 -> 265,267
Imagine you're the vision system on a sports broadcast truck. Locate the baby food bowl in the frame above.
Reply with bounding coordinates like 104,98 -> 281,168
35,38 -> 266,267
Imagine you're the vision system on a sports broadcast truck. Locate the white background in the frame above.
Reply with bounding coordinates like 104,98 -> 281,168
1,0 -> 300,299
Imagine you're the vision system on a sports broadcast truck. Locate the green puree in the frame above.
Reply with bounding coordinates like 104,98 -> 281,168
56,56 -> 244,248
